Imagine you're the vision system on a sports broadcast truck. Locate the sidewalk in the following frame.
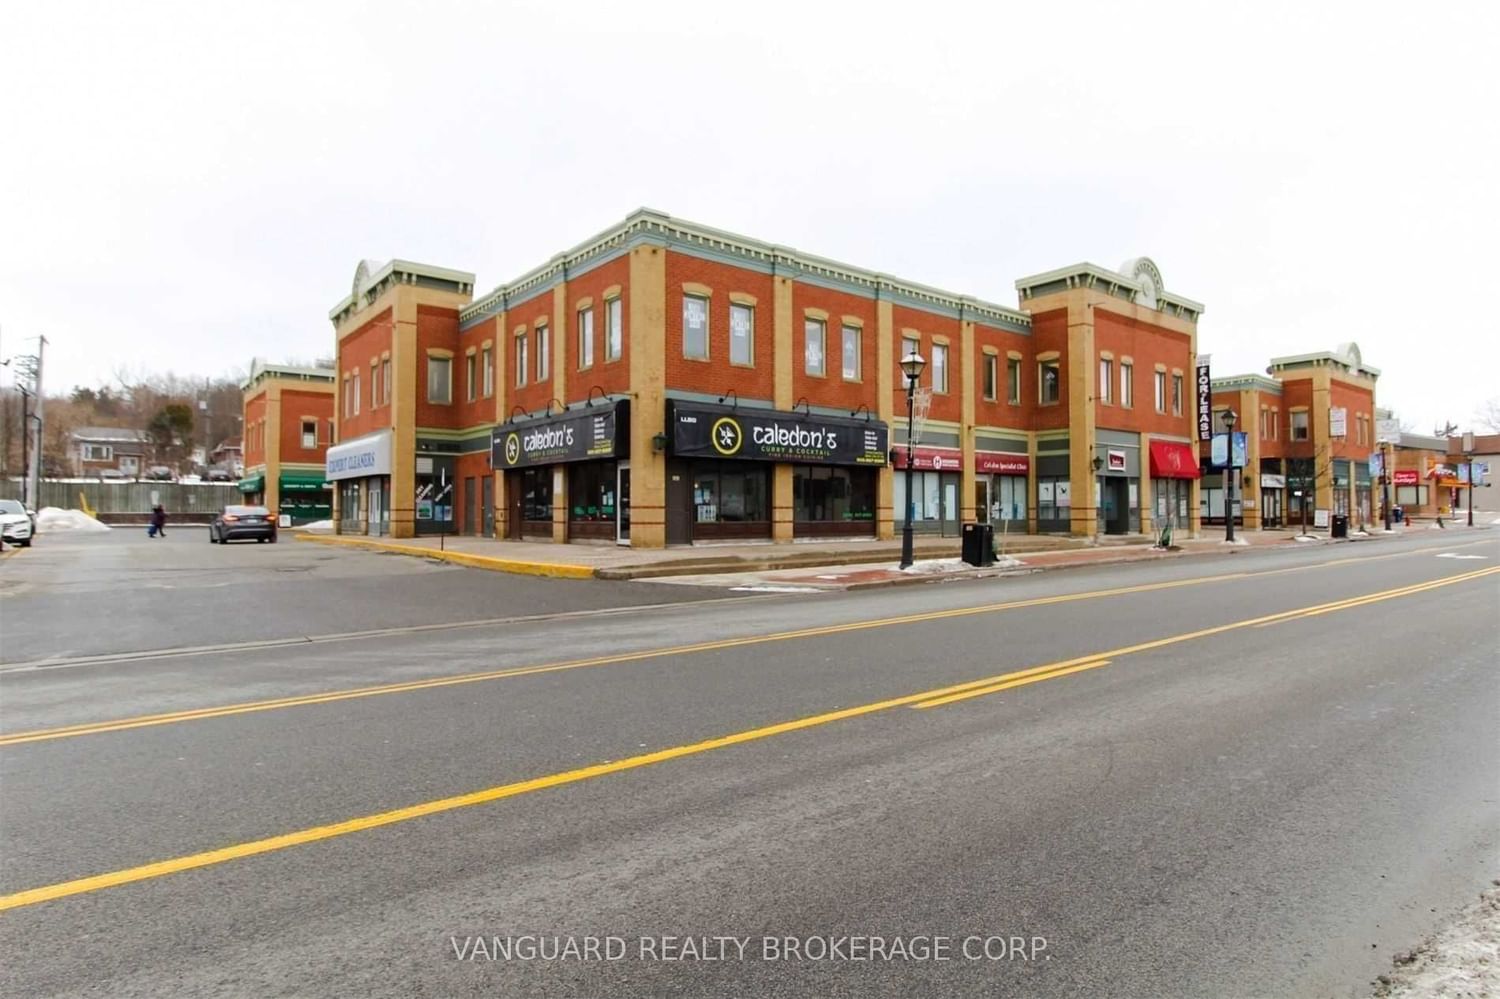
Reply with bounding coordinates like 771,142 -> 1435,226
293,524 -> 1372,588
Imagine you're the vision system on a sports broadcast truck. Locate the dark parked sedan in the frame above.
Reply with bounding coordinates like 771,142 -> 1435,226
209,505 -> 278,544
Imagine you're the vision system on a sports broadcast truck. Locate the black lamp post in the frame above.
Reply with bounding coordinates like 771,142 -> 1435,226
1464,431 -> 1475,527
899,350 -> 927,569
1221,408 -> 1238,542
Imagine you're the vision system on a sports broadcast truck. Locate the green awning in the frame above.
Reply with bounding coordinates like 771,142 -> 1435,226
279,470 -> 330,492
237,474 -> 264,494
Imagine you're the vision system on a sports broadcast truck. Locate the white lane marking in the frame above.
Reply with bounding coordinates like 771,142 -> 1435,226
1436,553 -> 1488,559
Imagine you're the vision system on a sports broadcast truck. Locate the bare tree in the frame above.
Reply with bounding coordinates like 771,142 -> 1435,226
1476,398 -> 1500,433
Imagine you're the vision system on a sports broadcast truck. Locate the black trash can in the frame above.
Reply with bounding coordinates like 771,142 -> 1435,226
1331,514 -> 1348,539
962,523 -> 994,566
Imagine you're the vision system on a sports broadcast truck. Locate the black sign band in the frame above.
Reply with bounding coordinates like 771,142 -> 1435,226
492,400 -> 629,469
669,402 -> 888,466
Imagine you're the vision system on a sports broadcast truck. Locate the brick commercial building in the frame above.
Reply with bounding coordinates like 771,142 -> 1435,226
1205,343 -> 1381,532
239,359 -> 336,524
326,210 -> 1208,546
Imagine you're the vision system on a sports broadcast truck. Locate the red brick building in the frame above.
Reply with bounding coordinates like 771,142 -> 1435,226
239,359 -> 336,524
1205,343 -> 1380,531
326,210 -> 1207,545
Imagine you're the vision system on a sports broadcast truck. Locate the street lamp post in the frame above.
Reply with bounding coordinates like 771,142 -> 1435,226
1221,408 -> 1238,543
1463,431 -> 1475,527
899,350 -> 927,570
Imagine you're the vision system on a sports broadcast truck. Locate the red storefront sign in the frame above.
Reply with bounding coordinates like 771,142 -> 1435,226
892,447 -> 1030,475
891,446 -> 963,471
1147,440 -> 1200,479
1392,469 -> 1419,486
976,451 -> 1029,475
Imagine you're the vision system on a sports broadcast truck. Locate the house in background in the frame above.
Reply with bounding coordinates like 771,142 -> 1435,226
70,426 -> 152,478
209,438 -> 244,476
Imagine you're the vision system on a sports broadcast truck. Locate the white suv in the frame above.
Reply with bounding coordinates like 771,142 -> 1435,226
0,499 -> 35,548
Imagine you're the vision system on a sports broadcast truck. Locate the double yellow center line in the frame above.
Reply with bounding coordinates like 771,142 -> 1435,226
1,564 -> 1494,914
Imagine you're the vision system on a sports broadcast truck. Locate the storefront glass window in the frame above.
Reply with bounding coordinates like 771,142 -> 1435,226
692,463 -> 768,523
521,467 -> 552,521
1037,476 -> 1071,526
793,466 -> 875,523
567,462 -> 616,522
991,475 -> 1028,523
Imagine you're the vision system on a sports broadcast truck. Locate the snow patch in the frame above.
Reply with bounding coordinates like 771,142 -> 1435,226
730,585 -> 824,593
296,519 -> 334,531
34,507 -> 111,533
898,556 -> 1023,574
1371,884 -> 1499,998
1219,537 -> 1250,546
1294,535 -> 1322,543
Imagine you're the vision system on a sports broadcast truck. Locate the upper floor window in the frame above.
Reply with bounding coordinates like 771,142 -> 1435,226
83,443 -> 112,461
982,354 -> 998,401
578,307 -> 595,370
481,347 -> 493,398
931,343 -> 949,393
1039,359 -> 1060,405
466,353 -> 477,402
515,333 -> 528,387
1291,410 -> 1309,440
683,295 -> 709,359
351,369 -> 361,415
900,336 -> 920,378
301,420 -> 317,449
370,362 -> 378,409
729,303 -> 754,366
1007,357 -> 1021,404
1171,373 -> 1183,415
805,318 -> 826,376
1153,370 -> 1166,413
426,356 -> 450,405
605,297 -> 623,362
1099,358 -> 1114,404
381,359 -> 391,406
1121,362 -> 1134,408
841,324 -> 861,380
536,324 -> 550,382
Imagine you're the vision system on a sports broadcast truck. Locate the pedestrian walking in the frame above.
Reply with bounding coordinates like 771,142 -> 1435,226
149,505 -> 167,539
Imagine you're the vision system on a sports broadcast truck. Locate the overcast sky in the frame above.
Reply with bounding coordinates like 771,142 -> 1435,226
3,1 -> 1496,433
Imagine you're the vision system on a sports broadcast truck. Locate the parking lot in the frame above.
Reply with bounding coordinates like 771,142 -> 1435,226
0,527 -> 732,665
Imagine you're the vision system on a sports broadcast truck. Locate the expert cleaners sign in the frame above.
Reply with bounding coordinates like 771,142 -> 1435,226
669,402 -> 888,466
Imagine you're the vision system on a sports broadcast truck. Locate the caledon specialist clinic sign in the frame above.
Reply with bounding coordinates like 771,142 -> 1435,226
668,402 -> 889,466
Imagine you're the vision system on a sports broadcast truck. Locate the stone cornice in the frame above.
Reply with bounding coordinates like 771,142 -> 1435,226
1014,262 -> 1205,321
460,209 -> 1034,333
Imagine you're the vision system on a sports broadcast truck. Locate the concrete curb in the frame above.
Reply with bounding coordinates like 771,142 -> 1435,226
295,533 -> 596,580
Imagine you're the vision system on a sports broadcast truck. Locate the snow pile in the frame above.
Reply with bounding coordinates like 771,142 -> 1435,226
34,507 -> 111,534
296,519 -> 334,531
1371,883 -> 1499,997
899,556 -> 1023,574
1294,534 -> 1321,543
1218,537 -> 1250,546
730,585 -> 824,593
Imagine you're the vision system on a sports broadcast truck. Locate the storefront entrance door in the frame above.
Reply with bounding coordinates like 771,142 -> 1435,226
617,462 -> 631,545
482,477 -> 494,537
1105,478 -> 1130,534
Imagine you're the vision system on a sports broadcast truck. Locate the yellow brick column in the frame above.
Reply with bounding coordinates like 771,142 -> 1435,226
959,311 -> 977,526
265,383 -> 283,518
771,266 -> 795,543
875,291 -> 895,540
1067,301 -> 1098,537
552,465 -> 568,544
627,244 -> 667,548
390,295 -> 419,539
498,315 -> 516,540
1311,368 -> 1334,515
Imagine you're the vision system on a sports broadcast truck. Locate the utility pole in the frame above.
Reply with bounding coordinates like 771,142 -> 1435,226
27,336 -> 46,508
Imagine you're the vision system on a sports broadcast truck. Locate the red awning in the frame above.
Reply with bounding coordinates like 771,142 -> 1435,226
1148,440 -> 1200,479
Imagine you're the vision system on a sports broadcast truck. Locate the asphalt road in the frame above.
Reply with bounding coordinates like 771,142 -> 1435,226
1,529 -> 1497,997
0,529 -> 735,664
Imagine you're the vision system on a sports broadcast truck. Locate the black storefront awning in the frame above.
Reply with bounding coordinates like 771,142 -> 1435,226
668,401 -> 888,467
492,400 -> 630,469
